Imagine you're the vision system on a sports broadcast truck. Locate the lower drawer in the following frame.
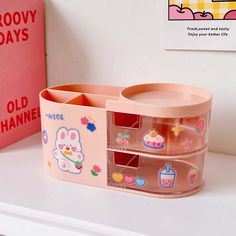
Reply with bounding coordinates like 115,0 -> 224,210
107,149 -> 207,197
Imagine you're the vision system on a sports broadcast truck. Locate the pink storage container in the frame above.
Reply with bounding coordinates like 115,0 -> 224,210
40,83 -> 212,198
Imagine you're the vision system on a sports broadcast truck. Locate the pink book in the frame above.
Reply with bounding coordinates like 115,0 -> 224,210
0,0 -> 46,149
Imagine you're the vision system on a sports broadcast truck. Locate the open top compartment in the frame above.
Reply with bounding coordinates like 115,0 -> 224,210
40,89 -> 80,103
50,84 -> 123,97
65,94 -> 119,108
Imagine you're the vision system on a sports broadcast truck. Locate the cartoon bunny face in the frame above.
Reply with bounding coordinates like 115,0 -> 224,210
53,127 -> 84,174
56,127 -> 82,156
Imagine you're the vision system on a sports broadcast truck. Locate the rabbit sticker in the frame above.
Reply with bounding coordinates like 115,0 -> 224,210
53,127 -> 84,174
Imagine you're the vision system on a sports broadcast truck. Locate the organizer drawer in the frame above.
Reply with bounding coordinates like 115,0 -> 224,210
107,149 -> 207,197
107,112 -> 210,155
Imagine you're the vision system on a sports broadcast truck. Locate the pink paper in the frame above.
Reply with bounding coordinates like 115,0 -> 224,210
0,0 -> 46,149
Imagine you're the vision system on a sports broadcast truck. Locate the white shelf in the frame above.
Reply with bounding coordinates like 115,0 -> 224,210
0,134 -> 236,236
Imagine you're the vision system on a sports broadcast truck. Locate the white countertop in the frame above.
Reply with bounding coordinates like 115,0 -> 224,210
0,134 -> 236,236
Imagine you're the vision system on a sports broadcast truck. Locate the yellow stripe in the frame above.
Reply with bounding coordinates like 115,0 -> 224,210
169,0 -> 236,19
183,0 -> 190,5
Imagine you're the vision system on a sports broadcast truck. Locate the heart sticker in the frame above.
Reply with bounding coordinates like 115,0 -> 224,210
124,175 -> 135,185
135,177 -> 146,187
112,173 -> 124,183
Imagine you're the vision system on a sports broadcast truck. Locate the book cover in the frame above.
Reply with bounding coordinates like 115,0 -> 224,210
0,0 -> 46,149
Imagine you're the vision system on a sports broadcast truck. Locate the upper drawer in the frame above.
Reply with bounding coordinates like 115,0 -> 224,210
107,111 -> 210,155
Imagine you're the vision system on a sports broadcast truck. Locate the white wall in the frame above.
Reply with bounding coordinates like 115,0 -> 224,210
45,0 -> 236,155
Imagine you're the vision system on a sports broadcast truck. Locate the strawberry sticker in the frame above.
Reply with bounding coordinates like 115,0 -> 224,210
116,133 -> 129,145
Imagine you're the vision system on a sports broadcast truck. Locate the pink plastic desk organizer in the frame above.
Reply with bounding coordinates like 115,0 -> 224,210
40,83 -> 212,198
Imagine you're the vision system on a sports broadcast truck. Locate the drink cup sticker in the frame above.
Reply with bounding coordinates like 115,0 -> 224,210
159,163 -> 176,189
143,129 -> 165,150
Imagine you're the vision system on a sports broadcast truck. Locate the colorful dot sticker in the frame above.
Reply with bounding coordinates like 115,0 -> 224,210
81,116 -> 97,132
112,173 -> 146,187
42,130 -> 48,144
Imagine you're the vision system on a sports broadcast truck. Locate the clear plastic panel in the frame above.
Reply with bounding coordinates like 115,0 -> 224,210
107,150 -> 207,196
107,111 -> 210,155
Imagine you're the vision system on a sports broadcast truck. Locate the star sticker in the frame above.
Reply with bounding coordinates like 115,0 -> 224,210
171,124 -> 183,137
88,116 -> 94,123
81,117 -> 89,125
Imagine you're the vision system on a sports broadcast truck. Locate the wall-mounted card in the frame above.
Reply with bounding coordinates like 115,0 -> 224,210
0,0 -> 46,149
164,0 -> 236,51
